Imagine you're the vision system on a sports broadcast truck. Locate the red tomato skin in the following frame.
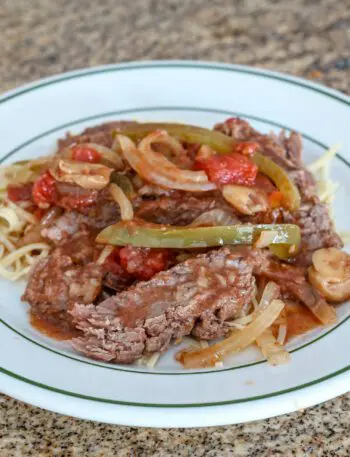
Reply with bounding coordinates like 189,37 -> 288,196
32,171 -> 57,207
71,146 -> 101,163
119,246 -> 168,280
195,153 -> 258,186
7,183 -> 34,202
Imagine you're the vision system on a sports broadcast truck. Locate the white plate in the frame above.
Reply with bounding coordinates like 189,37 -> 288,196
0,61 -> 349,428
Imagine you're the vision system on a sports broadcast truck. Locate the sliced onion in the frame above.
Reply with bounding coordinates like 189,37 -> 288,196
222,185 -> 269,215
256,327 -> 290,365
117,134 -> 215,192
277,325 -> 287,345
50,159 -> 113,190
190,209 -> 240,227
108,183 -> 134,221
62,143 -> 124,170
139,130 -> 206,181
97,245 -> 114,265
178,299 -> 285,368
258,281 -> 280,309
254,231 -> 279,249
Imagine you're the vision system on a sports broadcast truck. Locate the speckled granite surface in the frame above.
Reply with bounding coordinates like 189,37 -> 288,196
0,0 -> 349,455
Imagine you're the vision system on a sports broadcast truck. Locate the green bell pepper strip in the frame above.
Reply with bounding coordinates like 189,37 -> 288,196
116,123 -> 301,211
96,222 -> 301,251
252,153 -> 301,212
114,122 -> 234,154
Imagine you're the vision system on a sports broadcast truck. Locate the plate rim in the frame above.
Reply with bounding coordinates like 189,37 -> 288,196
0,61 -> 349,424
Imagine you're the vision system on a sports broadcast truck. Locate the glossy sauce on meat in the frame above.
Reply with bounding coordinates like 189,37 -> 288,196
30,311 -> 80,340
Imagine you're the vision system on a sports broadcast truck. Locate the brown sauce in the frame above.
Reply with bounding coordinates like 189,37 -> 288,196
272,302 -> 321,341
285,302 -> 320,340
30,311 -> 79,341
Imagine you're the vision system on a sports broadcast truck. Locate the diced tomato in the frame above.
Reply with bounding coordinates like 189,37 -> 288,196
195,153 -> 258,186
268,190 -> 284,208
119,246 -> 169,280
71,146 -> 101,163
32,171 -> 57,208
7,183 -> 33,202
254,173 -> 276,193
234,141 -> 259,157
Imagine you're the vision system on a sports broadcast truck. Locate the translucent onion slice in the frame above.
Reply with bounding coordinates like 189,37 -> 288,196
258,281 -> 280,309
117,134 -> 216,192
190,209 -> 240,227
222,185 -> 269,215
177,299 -> 285,368
108,183 -> 134,221
50,159 -> 113,190
62,143 -> 124,170
256,327 -> 290,365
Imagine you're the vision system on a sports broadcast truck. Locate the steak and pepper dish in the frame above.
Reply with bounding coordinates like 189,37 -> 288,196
0,118 -> 348,368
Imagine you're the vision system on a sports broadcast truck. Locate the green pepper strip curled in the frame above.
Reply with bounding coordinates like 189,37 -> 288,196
116,123 -> 301,211
96,221 -> 301,251
115,122 -> 235,154
252,153 -> 301,212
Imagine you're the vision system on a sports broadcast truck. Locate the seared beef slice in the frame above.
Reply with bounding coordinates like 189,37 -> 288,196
23,231 -> 103,329
70,248 -> 255,363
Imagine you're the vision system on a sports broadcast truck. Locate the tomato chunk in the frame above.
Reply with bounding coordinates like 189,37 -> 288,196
32,171 -> 57,208
119,246 -> 168,280
71,146 -> 101,163
195,153 -> 258,186
7,183 -> 33,202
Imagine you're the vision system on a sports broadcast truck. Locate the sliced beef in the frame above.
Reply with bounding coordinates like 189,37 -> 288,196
58,121 -> 137,150
41,211 -> 87,243
136,193 -> 238,226
282,201 -> 342,266
232,247 -> 332,322
70,247 -> 255,363
23,231 -> 103,331
42,202 -> 121,246
103,271 -> 135,293
215,117 -> 342,264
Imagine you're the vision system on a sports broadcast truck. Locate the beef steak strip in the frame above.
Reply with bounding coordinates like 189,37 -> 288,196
232,246 -> 332,322
23,231 -> 103,331
136,192 -> 239,226
215,118 -> 342,264
70,247 -> 255,364
57,121 -> 137,150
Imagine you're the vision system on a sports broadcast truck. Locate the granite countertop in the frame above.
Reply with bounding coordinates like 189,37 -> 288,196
1,0 -> 349,455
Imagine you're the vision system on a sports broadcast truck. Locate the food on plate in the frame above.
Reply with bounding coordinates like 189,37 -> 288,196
0,117 -> 348,368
